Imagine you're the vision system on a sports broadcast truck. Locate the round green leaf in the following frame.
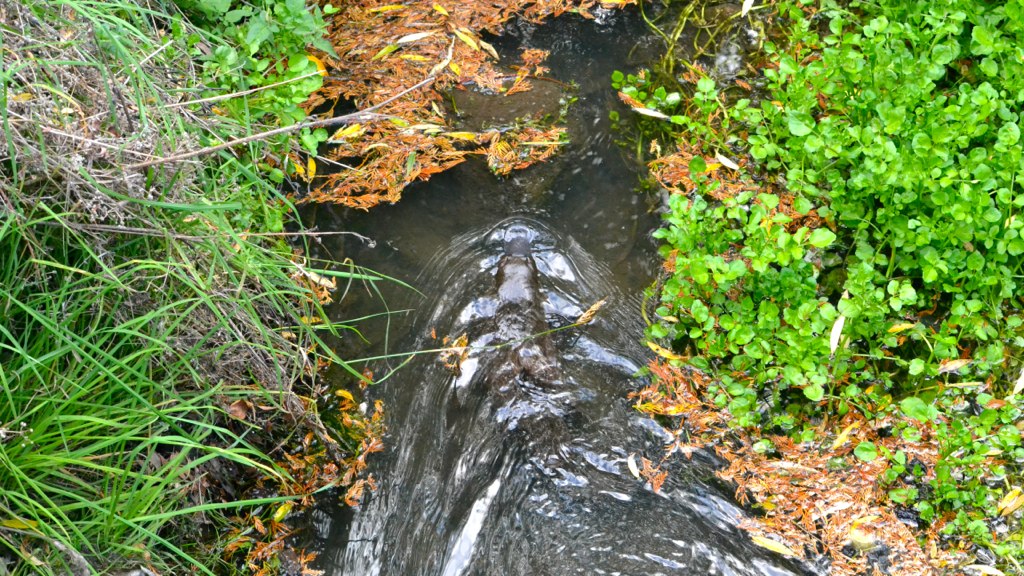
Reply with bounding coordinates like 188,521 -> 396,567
908,358 -> 925,375
689,156 -> 707,174
803,383 -> 825,402
787,111 -> 815,137
691,299 -> 710,323
900,396 -> 938,423
808,228 -> 836,248
998,122 -> 1021,147
854,441 -> 878,462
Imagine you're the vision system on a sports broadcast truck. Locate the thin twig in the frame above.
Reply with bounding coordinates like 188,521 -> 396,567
0,526 -> 92,576
35,125 -> 159,158
125,75 -> 438,171
164,71 -> 325,110
138,39 -> 173,67
48,220 -> 376,244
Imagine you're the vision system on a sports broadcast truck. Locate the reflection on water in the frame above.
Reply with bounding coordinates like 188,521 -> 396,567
298,8 -> 815,576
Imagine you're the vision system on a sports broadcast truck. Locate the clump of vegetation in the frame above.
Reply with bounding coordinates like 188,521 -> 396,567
301,0 -> 631,208
1,1 -> 382,573
619,0 -> 1024,570
176,0 -> 339,157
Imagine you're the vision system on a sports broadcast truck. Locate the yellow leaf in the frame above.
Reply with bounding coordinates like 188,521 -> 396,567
11,92 -> 33,102
364,142 -> 392,153
400,54 -> 430,62
433,3 -> 449,15
751,535 -> 798,557
631,106 -> 670,120
963,565 -> 1005,576
306,156 -> 316,180
946,381 -> 984,388
646,340 -> 686,361
998,487 -> 1024,516
831,421 -> 860,450
408,123 -> 443,131
626,454 -> 640,478
335,389 -> 355,402
715,152 -> 740,170
850,515 -> 879,529
519,140 -> 567,147
439,333 -> 470,371
938,358 -> 971,374
307,54 -> 327,76
329,123 -> 364,141
272,502 -> 293,523
292,158 -> 306,178
633,402 -> 656,413
1013,368 -> 1024,396
887,322 -> 917,333
297,268 -> 336,290
397,31 -> 435,44
453,29 -> 478,51
372,44 -> 399,61
829,313 -> 846,354
429,53 -> 452,76
369,4 -> 405,12
479,39 -> 499,60
448,61 -> 461,75
441,131 -> 479,141
1,518 -> 38,530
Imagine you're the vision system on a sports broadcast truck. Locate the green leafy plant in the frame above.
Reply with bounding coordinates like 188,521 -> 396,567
176,0 -> 337,153
631,0 -> 1024,563
1,1 -> 384,572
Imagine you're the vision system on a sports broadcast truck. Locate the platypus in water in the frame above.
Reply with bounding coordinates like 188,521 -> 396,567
488,231 -> 562,397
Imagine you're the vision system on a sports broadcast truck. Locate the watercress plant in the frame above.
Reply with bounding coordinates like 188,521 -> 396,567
627,0 -> 1024,562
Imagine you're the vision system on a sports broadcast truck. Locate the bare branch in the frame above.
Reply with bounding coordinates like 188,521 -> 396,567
125,75 -> 438,171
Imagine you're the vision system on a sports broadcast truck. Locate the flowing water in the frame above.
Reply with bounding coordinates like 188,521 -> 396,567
298,7 -> 815,575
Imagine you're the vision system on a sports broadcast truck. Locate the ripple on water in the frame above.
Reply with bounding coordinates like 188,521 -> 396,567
309,219 -> 813,576
300,10 -> 817,575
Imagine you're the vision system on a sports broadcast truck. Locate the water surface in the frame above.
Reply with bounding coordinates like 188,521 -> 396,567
300,8 -> 813,576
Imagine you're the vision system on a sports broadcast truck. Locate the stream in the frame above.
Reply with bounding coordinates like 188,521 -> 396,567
298,7 -> 815,575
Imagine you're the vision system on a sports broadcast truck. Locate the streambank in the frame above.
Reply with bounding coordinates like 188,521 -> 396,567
0,2 -> 378,573
627,1 -> 1024,574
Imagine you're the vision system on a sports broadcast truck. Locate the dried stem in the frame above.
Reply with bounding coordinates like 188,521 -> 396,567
125,75 -> 439,171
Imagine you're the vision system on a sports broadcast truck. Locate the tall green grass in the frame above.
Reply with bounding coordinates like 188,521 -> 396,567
1,0 -> 380,573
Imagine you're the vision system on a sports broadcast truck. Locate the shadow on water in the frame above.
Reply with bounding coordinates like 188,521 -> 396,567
298,7 -> 817,576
